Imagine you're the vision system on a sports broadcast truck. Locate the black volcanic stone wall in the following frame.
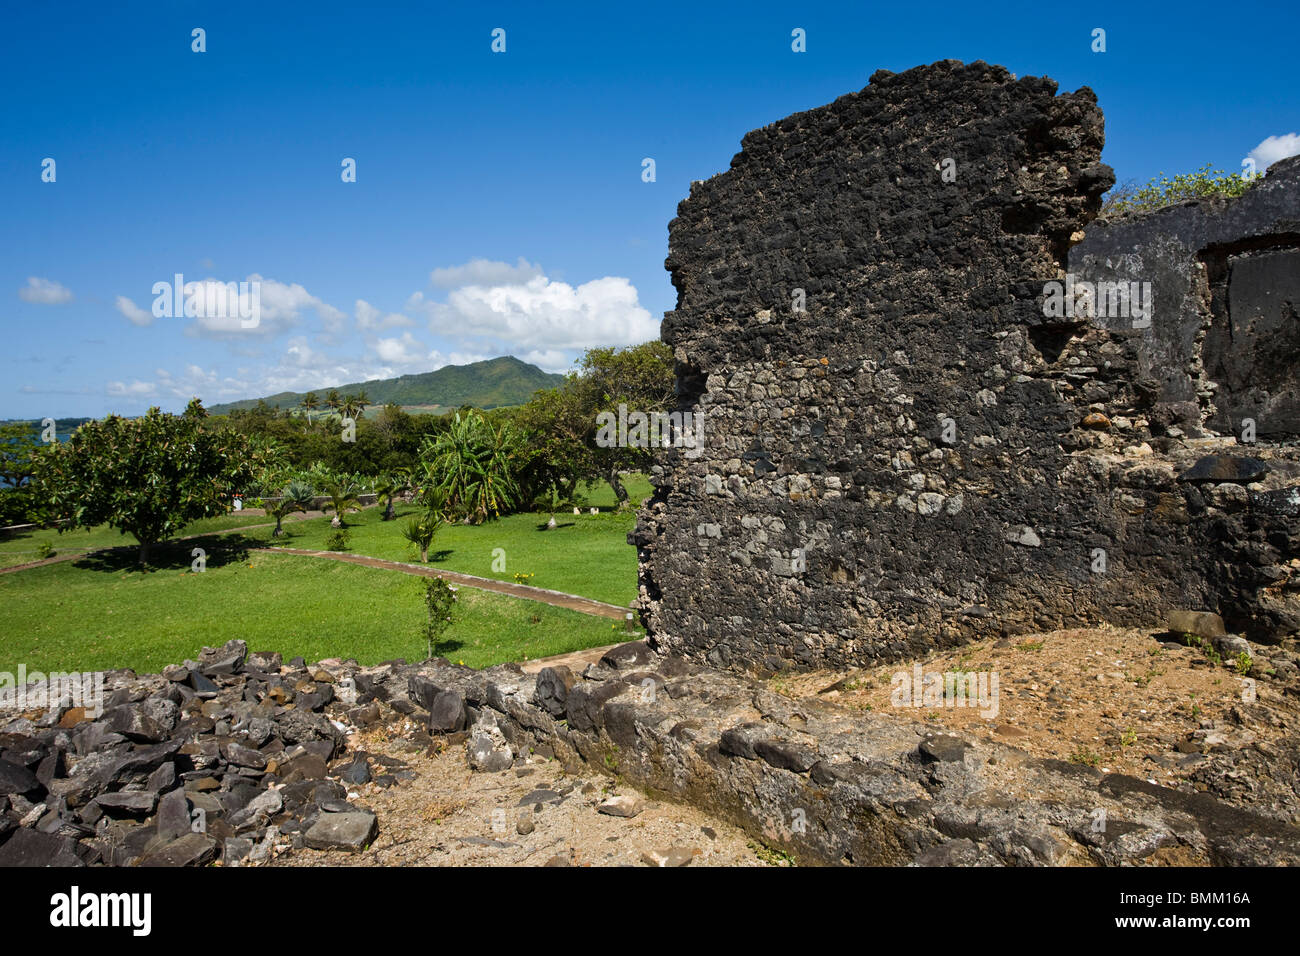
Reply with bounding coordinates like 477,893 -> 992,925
1069,154 -> 1300,439
631,60 -> 1300,673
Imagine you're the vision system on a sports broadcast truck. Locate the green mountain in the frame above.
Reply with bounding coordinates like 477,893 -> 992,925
207,356 -> 564,415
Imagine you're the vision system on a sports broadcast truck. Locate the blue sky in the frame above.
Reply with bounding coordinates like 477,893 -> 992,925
3,0 -> 1297,418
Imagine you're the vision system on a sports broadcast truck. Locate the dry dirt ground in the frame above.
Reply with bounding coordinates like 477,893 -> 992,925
776,624 -> 1299,789
273,639 -> 769,867
271,731 -> 772,868
264,625 -> 1298,867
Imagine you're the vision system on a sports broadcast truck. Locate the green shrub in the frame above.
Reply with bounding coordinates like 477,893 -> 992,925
1103,163 -> 1262,217
324,528 -> 350,551
422,577 -> 457,659
419,411 -> 523,523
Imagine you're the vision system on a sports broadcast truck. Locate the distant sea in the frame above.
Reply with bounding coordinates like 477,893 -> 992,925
1,419 -> 85,489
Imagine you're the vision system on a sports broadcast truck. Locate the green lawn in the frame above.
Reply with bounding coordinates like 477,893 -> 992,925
0,475 -> 653,674
0,547 -> 632,675
0,512 -> 278,570
254,474 -> 653,607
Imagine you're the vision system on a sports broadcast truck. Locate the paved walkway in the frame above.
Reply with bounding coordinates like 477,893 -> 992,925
260,546 -> 632,621
518,642 -> 624,675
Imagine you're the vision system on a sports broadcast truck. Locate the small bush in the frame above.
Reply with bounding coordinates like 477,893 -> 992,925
400,510 -> 441,562
1103,163 -> 1262,218
36,541 -> 54,560
324,528 -> 350,551
1069,748 -> 1101,767
422,578 -> 457,659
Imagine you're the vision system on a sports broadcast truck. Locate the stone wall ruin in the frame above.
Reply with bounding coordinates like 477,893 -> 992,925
632,59 -> 1300,674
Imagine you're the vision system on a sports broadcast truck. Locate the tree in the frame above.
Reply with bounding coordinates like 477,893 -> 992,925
400,513 -> 438,563
400,488 -> 447,562
241,433 -> 287,491
300,392 -> 320,424
419,411 -> 522,523
514,341 -> 675,509
366,404 -> 421,472
513,381 -> 592,514
34,399 -> 261,565
321,478 -> 363,528
325,389 -> 343,418
374,470 -> 409,521
421,577 -> 457,660
578,341 -> 675,507
262,479 -> 315,537
336,393 -> 368,423
0,421 -> 43,490
0,421 -> 47,525
480,417 -> 525,518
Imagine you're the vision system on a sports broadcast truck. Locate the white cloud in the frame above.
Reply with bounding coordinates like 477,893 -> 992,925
139,339 -> 448,409
106,380 -> 157,397
1247,133 -> 1300,171
356,298 -> 415,332
181,275 -> 346,338
441,350 -> 493,367
98,258 -> 655,411
115,295 -> 154,327
430,257 -> 543,289
283,336 -> 320,369
155,366 -> 225,398
518,348 -> 574,373
415,273 -> 658,352
373,331 -> 430,368
19,277 -> 72,305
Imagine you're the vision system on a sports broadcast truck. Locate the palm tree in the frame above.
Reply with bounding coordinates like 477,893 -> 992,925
400,512 -> 438,563
400,488 -> 447,562
338,394 -> 364,422
374,470 -> 409,521
479,418 -> 524,519
354,388 -> 370,418
300,392 -> 320,424
421,412 -> 479,518
321,478 -> 363,528
325,389 -> 342,419
420,411 -> 521,523
264,480 -> 315,537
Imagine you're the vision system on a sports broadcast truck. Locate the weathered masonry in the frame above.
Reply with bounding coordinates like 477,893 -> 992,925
631,59 -> 1300,673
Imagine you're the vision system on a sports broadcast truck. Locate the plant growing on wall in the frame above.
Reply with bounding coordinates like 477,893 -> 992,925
1103,163 -> 1263,217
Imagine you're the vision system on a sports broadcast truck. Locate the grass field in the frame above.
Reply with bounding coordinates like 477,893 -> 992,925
253,474 -> 652,607
0,512 -> 278,570
0,476 -> 652,674
0,548 -> 632,675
